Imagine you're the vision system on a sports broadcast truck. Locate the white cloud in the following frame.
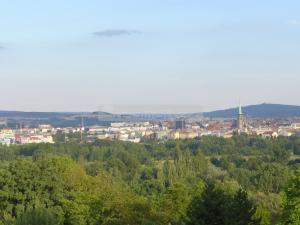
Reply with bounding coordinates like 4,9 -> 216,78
287,20 -> 300,26
93,29 -> 142,37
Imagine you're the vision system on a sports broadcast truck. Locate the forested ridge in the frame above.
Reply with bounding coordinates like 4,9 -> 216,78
0,134 -> 299,225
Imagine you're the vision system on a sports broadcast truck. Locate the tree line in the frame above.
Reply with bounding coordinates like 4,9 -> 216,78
0,134 -> 299,224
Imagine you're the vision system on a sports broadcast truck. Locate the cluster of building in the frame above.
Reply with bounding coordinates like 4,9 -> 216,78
1,105 -> 300,146
82,105 -> 300,141
0,125 -> 54,146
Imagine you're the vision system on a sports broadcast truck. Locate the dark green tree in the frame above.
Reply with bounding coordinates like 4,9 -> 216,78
227,189 -> 260,225
280,168 -> 300,225
187,184 -> 260,225
12,208 -> 62,225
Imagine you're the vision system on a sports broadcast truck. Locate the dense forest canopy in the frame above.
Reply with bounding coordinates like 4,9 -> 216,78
0,134 -> 299,225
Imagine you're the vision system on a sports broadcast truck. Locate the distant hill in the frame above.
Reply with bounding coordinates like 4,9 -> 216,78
0,110 -> 173,128
1,103 -> 300,128
0,111 -> 103,128
203,103 -> 300,118
0,111 -> 75,118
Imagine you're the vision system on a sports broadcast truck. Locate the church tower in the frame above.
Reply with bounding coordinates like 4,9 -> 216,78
237,104 -> 244,130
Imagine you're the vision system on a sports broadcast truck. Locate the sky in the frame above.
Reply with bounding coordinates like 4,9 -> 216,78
1,0 -> 300,113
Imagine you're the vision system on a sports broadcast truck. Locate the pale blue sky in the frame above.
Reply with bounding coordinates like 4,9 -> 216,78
1,0 -> 300,112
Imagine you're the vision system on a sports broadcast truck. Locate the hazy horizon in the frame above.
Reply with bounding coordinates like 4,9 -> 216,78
0,102 -> 299,114
1,0 -> 300,112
